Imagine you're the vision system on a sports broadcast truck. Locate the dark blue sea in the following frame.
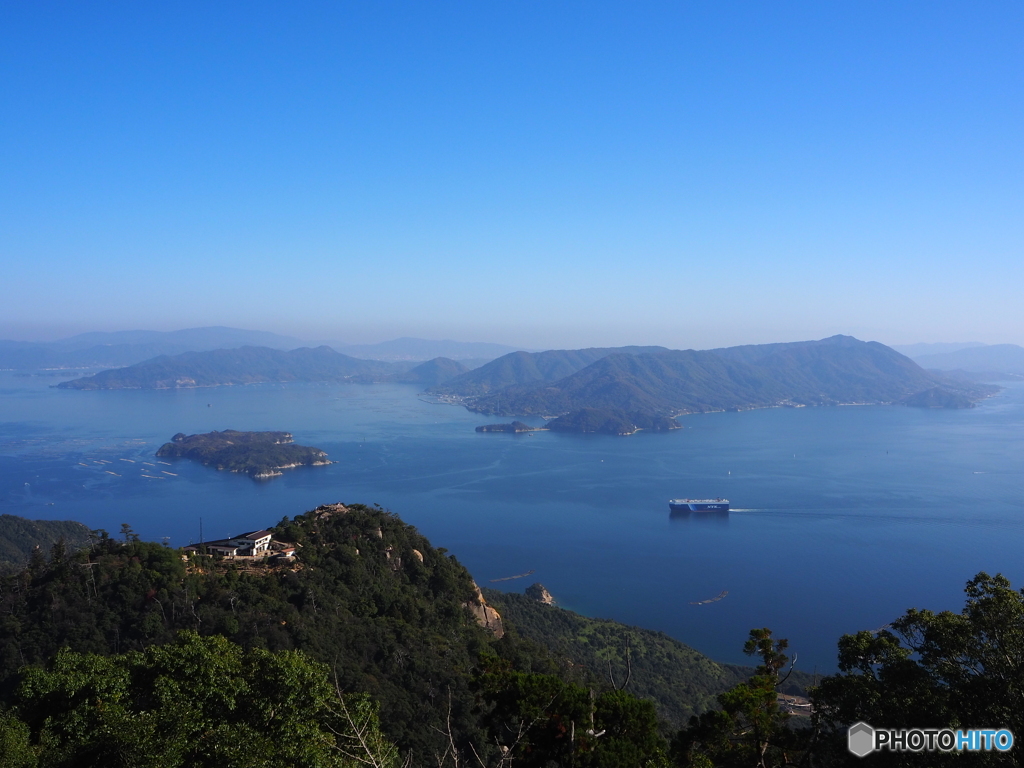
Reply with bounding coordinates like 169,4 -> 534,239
2,371 -> 1022,670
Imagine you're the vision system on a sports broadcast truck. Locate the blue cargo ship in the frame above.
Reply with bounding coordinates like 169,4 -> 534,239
668,498 -> 730,512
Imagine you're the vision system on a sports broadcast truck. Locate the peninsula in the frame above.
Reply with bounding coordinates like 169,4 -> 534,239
155,430 -> 331,479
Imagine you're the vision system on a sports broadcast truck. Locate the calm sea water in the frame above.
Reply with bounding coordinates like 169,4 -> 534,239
2,371 -> 1022,670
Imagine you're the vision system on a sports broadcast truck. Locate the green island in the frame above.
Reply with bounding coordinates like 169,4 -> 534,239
474,420 -> 544,433
0,503 -> 1021,766
546,408 -> 682,435
430,336 -> 996,417
155,429 -> 331,479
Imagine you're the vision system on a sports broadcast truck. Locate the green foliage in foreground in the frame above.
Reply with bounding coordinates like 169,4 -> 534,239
673,629 -> 807,768
0,631 -> 400,768
478,669 -> 669,767
810,571 -> 1024,767
671,573 -> 1024,767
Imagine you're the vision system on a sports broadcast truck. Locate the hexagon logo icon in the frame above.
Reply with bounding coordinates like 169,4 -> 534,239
848,722 -> 875,757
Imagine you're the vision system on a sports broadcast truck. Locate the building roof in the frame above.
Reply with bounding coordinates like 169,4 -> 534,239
237,530 -> 272,540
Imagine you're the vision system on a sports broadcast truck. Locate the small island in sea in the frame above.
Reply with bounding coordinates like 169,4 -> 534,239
546,408 -> 682,435
155,430 -> 332,479
475,421 -> 544,433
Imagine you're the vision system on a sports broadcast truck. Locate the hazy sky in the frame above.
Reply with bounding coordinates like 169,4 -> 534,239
2,2 -> 1022,349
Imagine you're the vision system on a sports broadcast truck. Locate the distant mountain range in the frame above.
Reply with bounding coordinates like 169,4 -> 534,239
909,344 -> 1024,376
56,347 -> 468,390
431,336 -> 993,416
0,327 -> 522,370
890,342 -> 987,358
51,335 -> 1000,416
0,327 -> 306,370
332,337 -> 524,362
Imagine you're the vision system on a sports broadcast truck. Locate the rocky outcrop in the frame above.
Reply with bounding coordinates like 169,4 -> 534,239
464,582 -> 504,638
525,582 -> 555,605
313,503 -> 349,519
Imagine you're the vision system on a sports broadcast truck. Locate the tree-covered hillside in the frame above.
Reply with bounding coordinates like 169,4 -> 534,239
0,504 -> 715,765
2,505 -> 1020,766
0,515 -> 92,575
0,505 -> 494,758
451,336 -> 992,417
484,589 -> 751,725
430,346 -> 670,398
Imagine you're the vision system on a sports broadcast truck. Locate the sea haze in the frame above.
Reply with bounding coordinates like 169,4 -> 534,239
1,372 -> 1022,670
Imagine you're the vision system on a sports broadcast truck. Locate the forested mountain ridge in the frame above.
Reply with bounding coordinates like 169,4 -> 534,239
0,504 -> 740,763
0,504 -> 491,757
56,346 -> 408,389
3,509 -> 1020,766
433,336 -> 994,417
469,350 -> 788,416
429,346 -> 671,398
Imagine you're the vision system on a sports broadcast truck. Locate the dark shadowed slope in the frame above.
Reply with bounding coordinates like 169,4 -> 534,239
0,515 -> 92,574
482,589 -> 750,726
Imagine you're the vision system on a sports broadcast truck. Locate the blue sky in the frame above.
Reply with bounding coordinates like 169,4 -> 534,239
2,2 -> 1022,349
